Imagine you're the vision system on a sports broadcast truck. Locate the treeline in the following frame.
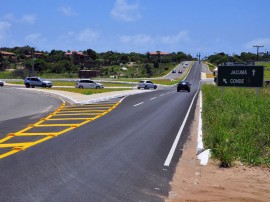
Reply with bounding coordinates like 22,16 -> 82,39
207,52 -> 270,65
0,46 -> 193,78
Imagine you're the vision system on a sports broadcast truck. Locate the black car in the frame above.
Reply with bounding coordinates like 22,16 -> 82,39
177,81 -> 191,92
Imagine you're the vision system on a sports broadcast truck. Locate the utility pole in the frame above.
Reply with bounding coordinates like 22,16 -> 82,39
253,45 -> 264,61
196,53 -> 201,63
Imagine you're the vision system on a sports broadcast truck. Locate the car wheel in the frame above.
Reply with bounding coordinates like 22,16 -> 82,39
154,85 -> 157,89
25,83 -> 30,88
0,84 -> 3,87
138,87 -> 140,89
42,84 -> 46,88
79,86 -> 84,89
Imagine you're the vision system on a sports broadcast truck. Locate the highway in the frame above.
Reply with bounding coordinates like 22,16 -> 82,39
0,62 -> 202,202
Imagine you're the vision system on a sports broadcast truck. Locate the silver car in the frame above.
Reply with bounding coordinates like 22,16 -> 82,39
24,77 -> 53,88
137,80 -> 157,89
0,80 -> 4,87
75,79 -> 104,89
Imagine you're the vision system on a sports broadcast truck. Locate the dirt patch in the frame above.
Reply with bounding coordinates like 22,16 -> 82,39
166,98 -> 270,202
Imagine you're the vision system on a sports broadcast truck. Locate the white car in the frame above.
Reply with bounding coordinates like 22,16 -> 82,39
137,80 -> 157,89
0,80 -> 4,87
75,79 -> 104,89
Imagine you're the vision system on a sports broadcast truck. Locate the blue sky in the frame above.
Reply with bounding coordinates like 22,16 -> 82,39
1,0 -> 270,57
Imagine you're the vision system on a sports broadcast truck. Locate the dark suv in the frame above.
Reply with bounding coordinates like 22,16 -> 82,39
177,81 -> 191,92
24,77 -> 53,88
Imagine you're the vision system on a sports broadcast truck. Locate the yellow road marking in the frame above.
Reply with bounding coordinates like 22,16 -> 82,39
0,101 -> 120,159
53,113 -> 99,116
49,118 -> 93,121
56,110 -> 106,113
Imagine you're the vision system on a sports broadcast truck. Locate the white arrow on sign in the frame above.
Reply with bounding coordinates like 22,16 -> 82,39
252,69 -> 256,76
223,78 -> 227,84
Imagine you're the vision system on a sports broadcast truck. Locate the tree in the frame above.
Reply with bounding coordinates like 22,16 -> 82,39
85,49 -> 97,61
144,64 -> 152,77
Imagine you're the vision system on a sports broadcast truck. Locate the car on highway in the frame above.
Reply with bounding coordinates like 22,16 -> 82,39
75,79 -> 104,89
24,77 -> 53,88
178,69 -> 182,74
172,69 -> 176,73
177,81 -> 191,92
0,80 -> 4,87
137,80 -> 157,89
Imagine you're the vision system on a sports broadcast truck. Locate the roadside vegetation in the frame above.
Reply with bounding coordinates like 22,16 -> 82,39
256,62 -> 270,80
46,87 -> 130,95
0,46 -> 193,80
202,84 -> 270,167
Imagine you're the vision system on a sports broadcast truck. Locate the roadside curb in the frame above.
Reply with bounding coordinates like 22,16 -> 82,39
17,88 -> 153,104
196,91 -> 211,165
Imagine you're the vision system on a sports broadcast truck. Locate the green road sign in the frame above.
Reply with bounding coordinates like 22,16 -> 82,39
217,65 -> 264,87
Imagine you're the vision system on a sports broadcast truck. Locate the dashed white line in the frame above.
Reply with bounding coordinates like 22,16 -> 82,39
149,97 -> 156,100
160,94 -> 165,96
133,102 -> 144,107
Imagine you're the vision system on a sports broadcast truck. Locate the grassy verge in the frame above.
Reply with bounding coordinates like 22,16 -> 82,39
46,87 -> 130,95
202,84 -> 270,167
256,62 -> 270,80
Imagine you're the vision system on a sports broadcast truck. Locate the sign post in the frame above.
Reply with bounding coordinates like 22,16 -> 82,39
217,65 -> 264,87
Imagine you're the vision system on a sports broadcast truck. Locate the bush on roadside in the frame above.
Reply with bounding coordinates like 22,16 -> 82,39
202,84 -> 270,167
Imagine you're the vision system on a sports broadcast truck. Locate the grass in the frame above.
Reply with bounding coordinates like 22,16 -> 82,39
256,61 -> 270,80
45,87 -> 131,95
202,84 -> 270,167
204,62 -> 216,71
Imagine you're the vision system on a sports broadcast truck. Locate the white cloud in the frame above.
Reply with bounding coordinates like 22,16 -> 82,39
160,31 -> 190,45
2,13 -> 36,24
3,13 -> 15,21
21,14 -> 36,24
245,38 -> 270,49
111,0 -> 141,22
58,28 -> 100,45
25,33 -> 47,45
59,6 -> 78,16
120,34 -> 153,44
0,21 -> 11,41
119,31 -> 190,47
77,29 -> 100,43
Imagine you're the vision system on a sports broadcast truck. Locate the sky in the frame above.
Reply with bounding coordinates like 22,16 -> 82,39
1,0 -> 270,57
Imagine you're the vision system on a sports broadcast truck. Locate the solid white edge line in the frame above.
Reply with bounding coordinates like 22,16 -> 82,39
133,102 -> 144,107
196,91 -> 203,154
164,90 -> 199,167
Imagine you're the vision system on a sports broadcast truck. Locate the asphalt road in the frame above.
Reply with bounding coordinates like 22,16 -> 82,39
162,61 -> 191,80
0,88 -> 63,138
0,62 -> 202,202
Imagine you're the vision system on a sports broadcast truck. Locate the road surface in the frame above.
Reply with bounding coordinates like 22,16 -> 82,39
0,62 -> 202,202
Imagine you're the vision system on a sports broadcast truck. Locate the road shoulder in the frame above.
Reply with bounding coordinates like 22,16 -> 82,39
166,93 -> 270,202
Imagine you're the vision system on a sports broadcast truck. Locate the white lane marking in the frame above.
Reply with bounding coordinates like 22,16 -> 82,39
149,97 -> 156,100
164,90 -> 199,167
160,94 -> 165,96
133,102 -> 144,107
